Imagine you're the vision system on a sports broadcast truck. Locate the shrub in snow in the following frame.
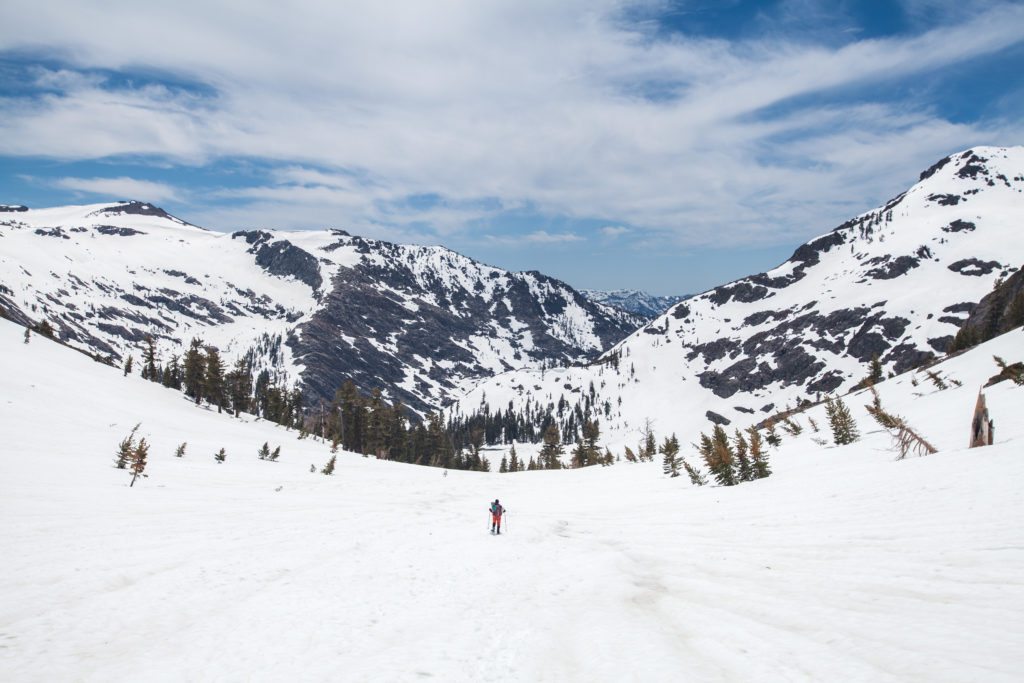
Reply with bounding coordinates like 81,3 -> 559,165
175,442 -> 186,458
825,396 -> 860,446
130,438 -> 149,487
269,446 -> 281,462
215,448 -> 227,463
321,456 -> 336,475
258,442 -> 270,460
115,424 -> 141,469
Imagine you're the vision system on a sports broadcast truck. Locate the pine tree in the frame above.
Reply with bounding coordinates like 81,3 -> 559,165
527,455 -> 537,471
215,447 -> 227,463
764,419 -> 781,447
508,444 -> 520,473
258,442 -> 270,460
660,434 -> 681,477
539,424 -> 564,469
322,455 -> 336,475
707,425 -> 737,486
183,338 -> 205,403
624,446 -> 638,463
269,446 -> 281,462
123,354 -> 134,377
643,421 -> 657,462
141,335 -> 159,382
682,458 -> 707,486
204,346 -> 227,413
129,438 -> 149,487
781,417 -> 802,437
825,396 -> 860,445
732,429 -> 752,482
227,357 -> 253,416
174,442 -> 187,458
23,328 -> 30,344
115,424 -> 140,469
499,456 -> 508,473
747,428 -> 771,479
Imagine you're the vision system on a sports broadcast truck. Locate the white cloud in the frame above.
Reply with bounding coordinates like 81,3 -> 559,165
486,231 -> 583,246
51,176 -> 182,202
600,226 -> 631,239
0,0 -> 1021,246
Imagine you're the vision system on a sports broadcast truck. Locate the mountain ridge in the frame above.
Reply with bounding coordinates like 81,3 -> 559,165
0,202 -> 643,415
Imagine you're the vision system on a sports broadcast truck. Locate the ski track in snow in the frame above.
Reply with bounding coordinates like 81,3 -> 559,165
2,318 -> 1024,681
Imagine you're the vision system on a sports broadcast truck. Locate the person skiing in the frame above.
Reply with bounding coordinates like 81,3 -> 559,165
489,499 -> 505,534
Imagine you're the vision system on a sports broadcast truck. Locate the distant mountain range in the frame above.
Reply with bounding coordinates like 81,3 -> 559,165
0,202 -> 643,415
449,146 -> 1024,444
580,289 -> 687,318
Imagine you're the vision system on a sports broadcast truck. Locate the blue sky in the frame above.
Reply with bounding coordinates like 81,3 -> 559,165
1,0 -> 1022,296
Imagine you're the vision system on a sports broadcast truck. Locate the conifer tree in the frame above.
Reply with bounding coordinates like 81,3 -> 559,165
322,455 -> 336,475
508,444 -> 520,473
781,417 -> 802,437
527,455 -> 537,471
183,338 -> 205,403
141,335 -> 159,382
825,396 -> 860,445
204,346 -> 227,413
681,456 -> 707,485
746,428 -> 770,479
258,442 -> 270,460
499,455 -> 508,473
539,424 -> 564,469
624,446 -> 638,463
270,446 -> 281,462
708,425 -> 737,486
123,354 -> 134,377
115,424 -> 140,469
732,429 -> 752,482
764,419 -> 781,447
227,357 -> 253,416
660,434 -> 681,477
23,328 -> 30,344
174,442 -> 186,458
642,421 -> 657,462
215,448 -> 227,463
36,320 -> 54,338
129,438 -> 149,487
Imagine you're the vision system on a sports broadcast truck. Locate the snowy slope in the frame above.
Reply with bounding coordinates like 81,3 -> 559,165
2,318 -> 1024,681
580,289 -> 686,318
0,202 -> 641,414
451,147 -> 1024,445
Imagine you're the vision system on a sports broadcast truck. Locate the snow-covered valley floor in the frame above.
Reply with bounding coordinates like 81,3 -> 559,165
2,318 -> 1023,682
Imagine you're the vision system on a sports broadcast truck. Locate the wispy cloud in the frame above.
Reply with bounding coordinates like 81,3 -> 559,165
0,0 -> 1021,248
51,176 -> 182,202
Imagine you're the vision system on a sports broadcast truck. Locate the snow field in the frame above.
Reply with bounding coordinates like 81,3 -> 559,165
2,319 -> 1023,681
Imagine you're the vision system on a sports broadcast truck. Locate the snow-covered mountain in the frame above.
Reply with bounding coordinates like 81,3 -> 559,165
580,289 -> 687,318
450,146 -> 1024,445
0,201 -> 643,414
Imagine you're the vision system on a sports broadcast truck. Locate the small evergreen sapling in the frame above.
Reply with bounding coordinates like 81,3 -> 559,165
174,442 -> 187,458
215,448 -> 227,463
732,429 -> 752,482
660,434 -> 680,477
269,446 -> 281,462
322,455 -> 336,475
747,428 -> 771,479
123,355 -> 134,377
824,396 -> 860,446
781,417 -> 802,437
258,442 -> 271,460
681,457 -> 707,486
23,328 -> 30,344
115,424 -> 141,469
764,419 -> 781,447
129,438 -> 149,487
